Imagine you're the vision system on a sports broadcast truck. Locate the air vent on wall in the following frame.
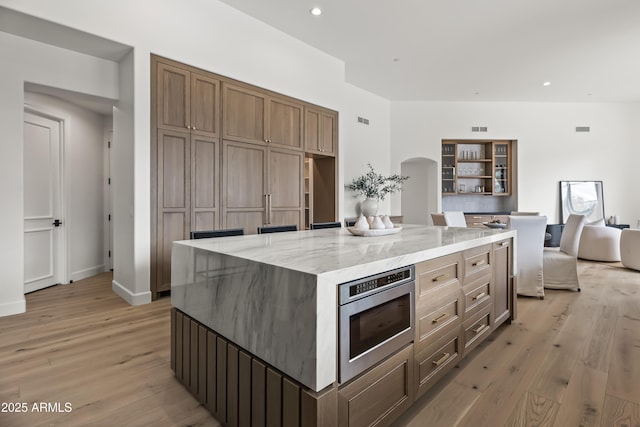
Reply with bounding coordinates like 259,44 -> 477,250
357,116 -> 370,125
471,126 -> 488,132
575,126 -> 590,132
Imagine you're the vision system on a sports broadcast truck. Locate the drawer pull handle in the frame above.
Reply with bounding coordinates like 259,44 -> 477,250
500,242 -> 508,246
473,324 -> 486,334
472,260 -> 486,267
432,313 -> 450,324
432,352 -> 450,366
433,273 -> 450,282
473,292 -> 486,300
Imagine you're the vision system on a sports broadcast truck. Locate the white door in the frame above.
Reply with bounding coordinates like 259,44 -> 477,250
23,111 -> 64,293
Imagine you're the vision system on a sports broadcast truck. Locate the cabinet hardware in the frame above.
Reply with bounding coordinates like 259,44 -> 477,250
432,313 -> 450,324
432,352 -> 450,366
264,194 -> 269,224
473,292 -> 486,300
473,324 -> 486,334
267,193 -> 272,224
187,126 -> 192,130
432,273 -> 450,282
472,260 -> 486,267
500,242 -> 508,246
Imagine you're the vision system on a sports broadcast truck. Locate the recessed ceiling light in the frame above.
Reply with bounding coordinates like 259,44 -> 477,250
393,58 -> 400,62
543,81 -> 551,86
310,7 -> 322,16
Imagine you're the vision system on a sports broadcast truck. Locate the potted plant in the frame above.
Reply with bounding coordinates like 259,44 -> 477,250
346,163 -> 409,216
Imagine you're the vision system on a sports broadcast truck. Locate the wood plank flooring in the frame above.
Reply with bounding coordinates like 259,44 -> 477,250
0,260 -> 639,427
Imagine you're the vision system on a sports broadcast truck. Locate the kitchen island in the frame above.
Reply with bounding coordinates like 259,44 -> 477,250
171,224 -> 516,426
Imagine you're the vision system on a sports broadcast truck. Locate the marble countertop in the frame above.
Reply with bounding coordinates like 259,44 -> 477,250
171,224 -> 515,392
174,224 -> 514,284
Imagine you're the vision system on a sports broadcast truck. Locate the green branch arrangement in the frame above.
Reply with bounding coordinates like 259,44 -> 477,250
345,163 -> 409,201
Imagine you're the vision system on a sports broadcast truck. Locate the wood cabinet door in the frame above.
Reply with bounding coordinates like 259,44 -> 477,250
266,97 -> 303,150
156,130 -> 191,292
191,136 -> 219,232
304,108 -> 337,156
492,239 -> 513,327
157,62 -> 190,133
304,108 -> 321,153
268,148 -> 304,229
190,73 -> 220,138
320,111 -> 337,155
222,141 -> 267,234
222,83 -> 266,145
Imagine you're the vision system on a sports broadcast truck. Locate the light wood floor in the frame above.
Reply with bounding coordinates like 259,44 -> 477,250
0,261 -> 639,427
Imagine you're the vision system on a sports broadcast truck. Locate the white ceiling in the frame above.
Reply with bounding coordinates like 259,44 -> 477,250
219,0 -> 640,103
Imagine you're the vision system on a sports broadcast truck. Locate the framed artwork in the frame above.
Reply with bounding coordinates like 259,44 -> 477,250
559,180 -> 605,224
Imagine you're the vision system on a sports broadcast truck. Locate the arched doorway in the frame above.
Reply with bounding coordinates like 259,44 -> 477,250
400,158 -> 438,224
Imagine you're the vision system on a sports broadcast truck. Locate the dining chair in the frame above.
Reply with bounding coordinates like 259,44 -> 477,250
430,213 -> 447,226
310,221 -> 342,230
543,214 -> 586,291
431,212 -> 467,227
257,224 -> 298,234
190,228 -> 244,239
507,215 -> 547,299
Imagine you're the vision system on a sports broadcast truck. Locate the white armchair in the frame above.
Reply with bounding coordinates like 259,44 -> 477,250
578,221 -> 621,262
620,229 -> 640,271
543,214 -> 587,291
508,215 -> 547,299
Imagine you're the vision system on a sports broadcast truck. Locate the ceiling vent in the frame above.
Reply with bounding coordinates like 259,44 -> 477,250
357,116 -> 369,125
575,126 -> 590,132
471,126 -> 488,132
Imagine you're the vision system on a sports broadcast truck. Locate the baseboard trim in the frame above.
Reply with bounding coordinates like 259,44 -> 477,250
111,280 -> 152,306
70,264 -> 106,282
0,297 -> 26,317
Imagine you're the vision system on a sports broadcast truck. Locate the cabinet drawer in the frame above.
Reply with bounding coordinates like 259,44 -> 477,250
465,214 -> 508,228
463,308 -> 492,355
463,245 -> 492,282
465,214 -> 492,228
415,281 -> 462,354
338,344 -> 414,427
463,276 -> 492,318
416,253 -> 461,296
415,330 -> 462,399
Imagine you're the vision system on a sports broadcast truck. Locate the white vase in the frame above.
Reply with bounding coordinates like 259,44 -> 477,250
360,198 -> 379,217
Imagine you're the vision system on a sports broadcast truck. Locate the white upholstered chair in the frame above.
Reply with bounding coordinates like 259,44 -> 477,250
578,220 -> 622,262
444,211 -> 467,227
508,215 -> 548,299
620,229 -> 640,271
543,214 -> 586,291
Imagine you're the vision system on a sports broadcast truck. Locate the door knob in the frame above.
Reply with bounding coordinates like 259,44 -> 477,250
53,219 -> 63,227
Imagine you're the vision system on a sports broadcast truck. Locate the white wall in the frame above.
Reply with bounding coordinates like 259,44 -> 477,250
0,0 -> 391,314
24,92 -> 108,282
0,31 -> 120,316
391,101 -> 640,224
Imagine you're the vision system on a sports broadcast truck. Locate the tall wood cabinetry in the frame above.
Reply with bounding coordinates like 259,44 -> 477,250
151,56 -> 338,298
152,62 -> 221,295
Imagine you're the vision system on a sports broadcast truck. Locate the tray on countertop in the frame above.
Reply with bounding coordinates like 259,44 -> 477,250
347,226 -> 402,237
